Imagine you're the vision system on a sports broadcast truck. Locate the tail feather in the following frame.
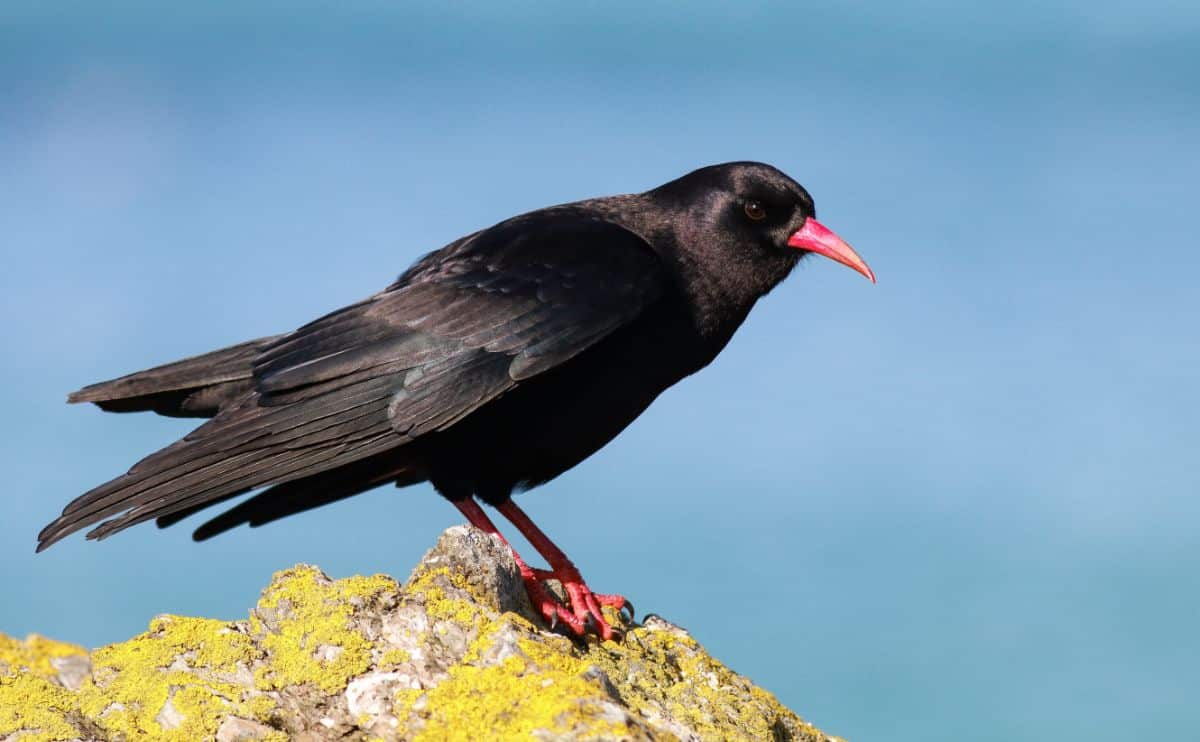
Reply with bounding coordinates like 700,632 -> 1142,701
154,451 -> 425,540
83,433 -> 401,542
38,373 -> 403,551
68,335 -> 284,418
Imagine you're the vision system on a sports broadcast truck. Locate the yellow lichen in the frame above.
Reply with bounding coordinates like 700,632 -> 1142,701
394,619 -> 641,742
388,557 -> 813,741
405,566 -> 489,627
0,673 -> 83,742
581,626 -> 823,741
77,614 -> 267,741
244,692 -> 279,721
379,647 -> 411,668
0,633 -> 87,681
253,565 -> 397,693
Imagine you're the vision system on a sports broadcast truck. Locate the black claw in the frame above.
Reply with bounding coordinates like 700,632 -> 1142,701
548,613 -> 579,638
620,599 -> 635,623
583,612 -> 598,635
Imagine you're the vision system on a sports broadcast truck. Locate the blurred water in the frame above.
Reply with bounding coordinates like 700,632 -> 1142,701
2,3 -> 1197,740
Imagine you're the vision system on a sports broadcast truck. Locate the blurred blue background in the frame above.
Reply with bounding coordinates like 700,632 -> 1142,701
2,2 -> 1197,739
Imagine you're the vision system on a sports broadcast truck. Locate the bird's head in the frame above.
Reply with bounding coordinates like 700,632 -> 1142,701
645,161 -> 875,288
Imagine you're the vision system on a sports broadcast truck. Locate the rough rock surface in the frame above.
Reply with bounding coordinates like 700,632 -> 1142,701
2,526 -> 839,741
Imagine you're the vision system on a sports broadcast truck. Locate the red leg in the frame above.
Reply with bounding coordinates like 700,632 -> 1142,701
451,499 -> 586,634
496,500 -> 631,641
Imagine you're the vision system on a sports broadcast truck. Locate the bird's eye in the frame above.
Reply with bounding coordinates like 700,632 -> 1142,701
744,200 -> 767,221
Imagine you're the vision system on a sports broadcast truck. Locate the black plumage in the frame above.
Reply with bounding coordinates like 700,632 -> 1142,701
41,162 -> 874,638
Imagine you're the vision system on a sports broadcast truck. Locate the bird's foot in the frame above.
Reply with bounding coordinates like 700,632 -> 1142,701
450,497 -> 633,640
524,565 -> 633,641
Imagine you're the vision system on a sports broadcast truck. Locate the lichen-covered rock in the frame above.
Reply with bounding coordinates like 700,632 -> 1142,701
1,526 -> 839,741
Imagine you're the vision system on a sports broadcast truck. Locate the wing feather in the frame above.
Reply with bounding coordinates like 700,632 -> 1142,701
39,208 -> 665,549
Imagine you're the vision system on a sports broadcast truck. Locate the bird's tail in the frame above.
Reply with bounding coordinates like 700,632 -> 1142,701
155,450 -> 427,541
39,374 -> 407,551
67,335 -> 284,418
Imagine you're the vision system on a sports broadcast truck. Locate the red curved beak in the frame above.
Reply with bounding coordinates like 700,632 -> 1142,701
787,218 -> 875,283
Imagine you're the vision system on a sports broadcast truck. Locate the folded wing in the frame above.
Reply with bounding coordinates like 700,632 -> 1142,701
39,210 -> 664,550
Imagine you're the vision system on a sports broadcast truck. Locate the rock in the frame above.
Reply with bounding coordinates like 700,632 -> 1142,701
0,526 -> 840,741
215,716 -> 281,741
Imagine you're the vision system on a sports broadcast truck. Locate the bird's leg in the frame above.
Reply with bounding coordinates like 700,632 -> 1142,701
450,499 -> 586,635
496,499 -> 631,641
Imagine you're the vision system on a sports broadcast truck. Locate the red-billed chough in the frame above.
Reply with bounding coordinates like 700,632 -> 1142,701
40,162 -> 873,639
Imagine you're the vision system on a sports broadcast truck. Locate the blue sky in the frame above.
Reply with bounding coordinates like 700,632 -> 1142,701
2,3 -> 1198,740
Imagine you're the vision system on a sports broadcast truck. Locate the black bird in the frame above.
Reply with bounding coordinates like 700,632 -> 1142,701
40,162 -> 873,639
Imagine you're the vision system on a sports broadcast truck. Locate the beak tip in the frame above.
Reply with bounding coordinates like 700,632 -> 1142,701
788,218 -> 876,285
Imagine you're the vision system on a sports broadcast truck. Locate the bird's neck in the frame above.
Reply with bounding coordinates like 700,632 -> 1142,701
591,195 -> 797,355
663,248 -> 772,352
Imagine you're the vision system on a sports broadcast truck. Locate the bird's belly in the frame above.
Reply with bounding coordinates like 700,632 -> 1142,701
424,307 -> 707,500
